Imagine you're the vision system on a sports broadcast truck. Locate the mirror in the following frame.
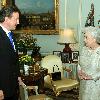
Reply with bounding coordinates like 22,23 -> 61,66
1,0 -> 59,34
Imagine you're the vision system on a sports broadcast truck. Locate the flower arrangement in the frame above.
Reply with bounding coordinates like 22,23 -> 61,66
19,55 -> 36,75
19,54 -> 35,66
16,33 -> 38,52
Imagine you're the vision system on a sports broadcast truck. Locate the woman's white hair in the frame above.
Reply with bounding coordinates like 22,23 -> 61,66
82,26 -> 100,44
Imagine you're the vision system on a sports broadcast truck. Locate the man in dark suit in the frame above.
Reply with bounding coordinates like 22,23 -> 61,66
0,6 -> 23,100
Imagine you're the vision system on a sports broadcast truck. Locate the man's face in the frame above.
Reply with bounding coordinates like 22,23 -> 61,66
7,12 -> 19,30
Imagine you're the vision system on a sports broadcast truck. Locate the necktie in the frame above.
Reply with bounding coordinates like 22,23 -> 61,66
8,32 -> 14,49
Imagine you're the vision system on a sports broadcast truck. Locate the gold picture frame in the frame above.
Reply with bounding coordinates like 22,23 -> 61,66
1,0 -> 59,35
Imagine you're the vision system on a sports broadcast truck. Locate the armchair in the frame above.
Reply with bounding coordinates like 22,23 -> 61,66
41,55 -> 79,96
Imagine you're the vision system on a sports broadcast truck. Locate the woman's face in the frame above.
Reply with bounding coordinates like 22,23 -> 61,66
84,32 -> 95,48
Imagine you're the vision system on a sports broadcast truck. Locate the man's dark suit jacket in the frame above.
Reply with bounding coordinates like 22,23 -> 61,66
0,26 -> 20,97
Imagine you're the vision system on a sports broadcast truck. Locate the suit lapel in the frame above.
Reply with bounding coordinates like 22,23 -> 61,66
0,26 -> 15,52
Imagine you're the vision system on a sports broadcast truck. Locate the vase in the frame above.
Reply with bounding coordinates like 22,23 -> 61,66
24,64 -> 30,75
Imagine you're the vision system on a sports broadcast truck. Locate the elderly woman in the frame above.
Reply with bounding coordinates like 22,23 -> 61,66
78,26 -> 100,100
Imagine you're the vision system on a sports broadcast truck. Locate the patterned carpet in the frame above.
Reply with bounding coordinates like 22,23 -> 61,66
44,88 -> 79,100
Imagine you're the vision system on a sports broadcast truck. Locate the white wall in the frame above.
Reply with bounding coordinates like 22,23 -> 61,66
81,0 -> 100,27
59,0 -> 79,40
33,35 -> 64,53
78,0 -> 100,51
94,0 -> 100,26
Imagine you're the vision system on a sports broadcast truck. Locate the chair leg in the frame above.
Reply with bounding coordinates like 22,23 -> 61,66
26,86 -> 39,95
34,86 -> 39,95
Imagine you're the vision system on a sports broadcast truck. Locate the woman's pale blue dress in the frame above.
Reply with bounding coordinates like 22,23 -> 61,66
78,46 -> 100,100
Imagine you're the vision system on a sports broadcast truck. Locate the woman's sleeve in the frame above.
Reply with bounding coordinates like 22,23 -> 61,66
91,58 -> 100,81
77,47 -> 86,71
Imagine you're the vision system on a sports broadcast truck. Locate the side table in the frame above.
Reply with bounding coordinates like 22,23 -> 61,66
21,68 -> 48,93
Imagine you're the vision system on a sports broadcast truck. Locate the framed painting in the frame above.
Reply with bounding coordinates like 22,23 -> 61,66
71,51 -> 79,63
1,0 -> 59,34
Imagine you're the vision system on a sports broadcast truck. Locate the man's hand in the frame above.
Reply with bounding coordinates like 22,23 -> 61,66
18,77 -> 23,85
0,90 -> 4,100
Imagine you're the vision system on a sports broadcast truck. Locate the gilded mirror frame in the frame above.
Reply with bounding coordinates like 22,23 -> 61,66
1,0 -> 59,35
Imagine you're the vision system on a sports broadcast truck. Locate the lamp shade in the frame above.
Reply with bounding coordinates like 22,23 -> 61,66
58,29 -> 77,44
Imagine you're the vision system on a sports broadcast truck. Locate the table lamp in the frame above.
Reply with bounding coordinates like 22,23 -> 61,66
58,28 -> 76,53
